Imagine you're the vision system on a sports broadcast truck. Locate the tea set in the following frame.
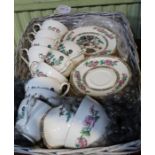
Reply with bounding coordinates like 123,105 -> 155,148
16,19 -> 131,148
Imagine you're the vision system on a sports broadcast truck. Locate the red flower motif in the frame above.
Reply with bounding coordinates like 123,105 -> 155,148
105,60 -> 112,65
118,80 -> 124,85
77,137 -> 88,148
84,115 -> 95,127
92,61 -> 98,67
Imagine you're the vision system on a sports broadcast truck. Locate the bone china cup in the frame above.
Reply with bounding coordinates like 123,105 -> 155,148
44,50 -> 74,77
16,97 -> 51,143
20,46 -> 50,66
28,30 -> 61,41
58,41 -> 85,66
42,104 -> 75,148
25,77 -> 70,96
33,19 -> 68,37
25,88 -> 61,106
27,37 -> 60,49
30,61 -> 68,84
64,96 -> 110,148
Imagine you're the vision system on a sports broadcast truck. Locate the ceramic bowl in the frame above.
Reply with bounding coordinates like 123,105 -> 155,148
25,77 -> 70,96
16,97 -> 51,143
64,96 -> 110,148
42,104 -> 75,148
58,41 -> 85,66
33,19 -> 68,37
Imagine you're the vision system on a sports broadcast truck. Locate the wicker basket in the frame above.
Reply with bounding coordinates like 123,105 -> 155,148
14,12 -> 141,155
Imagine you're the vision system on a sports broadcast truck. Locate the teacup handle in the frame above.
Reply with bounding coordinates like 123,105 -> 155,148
27,32 -> 36,42
33,23 -> 41,33
29,61 -> 39,76
20,48 -> 29,66
60,82 -> 70,96
25,36 -> 33,44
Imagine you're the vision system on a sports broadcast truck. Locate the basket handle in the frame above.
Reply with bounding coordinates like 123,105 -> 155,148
20,48 -> 29,66
33,23 -> 41,33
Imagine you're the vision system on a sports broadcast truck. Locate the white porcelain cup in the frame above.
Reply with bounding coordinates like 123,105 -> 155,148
58,41 -> 85,66
28,30 -> 61,41
20,46 -> 50,66
64,96 -> 110,148
25,88 -> 61,106
25,77 -> 70,96
16,97 -> 51,143
27,37 -> 60,49
42,104 -> 75,148
33,19 -> 68,37
44,50 -> 74,77
30,61 -> 68,84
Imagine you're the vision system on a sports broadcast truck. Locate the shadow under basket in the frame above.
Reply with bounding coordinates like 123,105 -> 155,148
14,12 -> 141,155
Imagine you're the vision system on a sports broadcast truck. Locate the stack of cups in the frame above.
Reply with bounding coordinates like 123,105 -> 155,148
16,19 -> 89,146
16,19 -> 72,144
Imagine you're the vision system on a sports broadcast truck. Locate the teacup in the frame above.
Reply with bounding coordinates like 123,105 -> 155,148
25,77 -> 70,96
20,46 -> 50,66
25,88 -> 61,106
28,30 -> 61,41
27,37 -> 60,49
30,61 -> 68,84
58,41 -> 85,66
64,96 -> 110,148
33,19 -> 68,37
42,104 -> 75,148
16,97 -> 51,143
44,50 -> 74,77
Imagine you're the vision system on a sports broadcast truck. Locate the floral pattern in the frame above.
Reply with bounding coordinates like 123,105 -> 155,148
74,70 -> 87,92
76,34 -> 106,54
115,73 -> 128,90
45,52 -> 64,66
48,26 -> 60,33
59,106 -> 73,122
85,59 -> 118,68
47,44 -> 52,48
18,106 -> 26,120
58,43 -> 73,56
75,105 -> 100,148
32,69 -> 47,77
93,26 -> 115,39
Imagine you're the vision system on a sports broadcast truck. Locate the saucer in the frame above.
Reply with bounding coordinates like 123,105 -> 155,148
63,26 -> 116,56
70,56 -> 131,97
